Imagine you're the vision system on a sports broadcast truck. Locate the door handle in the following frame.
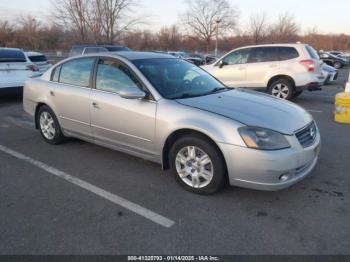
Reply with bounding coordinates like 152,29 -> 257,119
92,102 -> 100,109
269,64 -> 278,68
50,91 -> 55,96
238,67 -> 245,71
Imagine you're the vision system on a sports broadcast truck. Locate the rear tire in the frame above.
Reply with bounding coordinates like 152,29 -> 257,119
169,135 -> 226,194
37,105 -> 66,145
268,78 -> 294,100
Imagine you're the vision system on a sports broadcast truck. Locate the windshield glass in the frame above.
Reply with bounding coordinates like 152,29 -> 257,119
133,58 -> 227,99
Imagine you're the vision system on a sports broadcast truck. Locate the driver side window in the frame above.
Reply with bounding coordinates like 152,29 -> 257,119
95,59 -> 142,94
222,48 -> 251,65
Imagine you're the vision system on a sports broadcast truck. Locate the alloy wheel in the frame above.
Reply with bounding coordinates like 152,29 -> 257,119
39,111 -> 56,140
175,146 -> 214,189
271,83 -> 290,99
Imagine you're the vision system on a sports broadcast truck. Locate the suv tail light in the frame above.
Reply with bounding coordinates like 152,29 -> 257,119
300,60 -> 315,72
26,64 -> 39,72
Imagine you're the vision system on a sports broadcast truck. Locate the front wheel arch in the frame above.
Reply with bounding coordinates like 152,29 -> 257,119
162,129 -> 227,175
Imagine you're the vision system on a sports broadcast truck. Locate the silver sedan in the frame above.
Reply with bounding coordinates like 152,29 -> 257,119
23,52 -> 321,194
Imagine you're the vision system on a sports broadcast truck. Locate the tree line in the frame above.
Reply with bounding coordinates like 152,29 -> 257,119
0,0 -> 349,53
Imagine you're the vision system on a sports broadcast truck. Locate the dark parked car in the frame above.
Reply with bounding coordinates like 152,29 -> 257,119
168,51 -> 205,66
319,52 -> 349,69
69,45 -> 131,57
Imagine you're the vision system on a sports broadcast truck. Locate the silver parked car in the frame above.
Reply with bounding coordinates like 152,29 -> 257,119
23,52 -> 321,194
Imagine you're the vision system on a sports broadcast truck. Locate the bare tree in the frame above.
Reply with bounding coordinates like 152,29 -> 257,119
54,0 -> 90,42
0,20 -> 14,46
249,12 -> 268,44
269,13 -> 299,42
182,0 -> 238,51
98,0 -> 141,43
53,0 -> 141,43
16,15 -> 42,49
158,25 -> 182,51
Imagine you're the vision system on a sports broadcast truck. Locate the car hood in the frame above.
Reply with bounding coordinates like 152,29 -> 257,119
177,89 -> 313,135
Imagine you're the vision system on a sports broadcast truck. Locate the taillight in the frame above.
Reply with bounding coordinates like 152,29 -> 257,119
26,64 -> 39,72
300,60 -> 315,72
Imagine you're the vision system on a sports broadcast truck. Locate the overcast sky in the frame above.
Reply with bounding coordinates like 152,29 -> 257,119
0,0 -> 349,34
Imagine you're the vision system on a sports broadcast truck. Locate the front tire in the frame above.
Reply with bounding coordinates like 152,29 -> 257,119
37,105 -> 66,145
169,135 -> 226,194
333,62 -> 342,69
268,78 -> 294,100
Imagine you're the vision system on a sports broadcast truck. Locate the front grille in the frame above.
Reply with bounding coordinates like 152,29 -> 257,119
295,122 -> 317,148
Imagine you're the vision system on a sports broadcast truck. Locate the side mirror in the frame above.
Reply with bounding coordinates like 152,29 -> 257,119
218,60 -> 226,68
119,87 -> 146,100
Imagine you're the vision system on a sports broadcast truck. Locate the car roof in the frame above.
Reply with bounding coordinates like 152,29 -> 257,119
72,44 -> 126,48
112,51 -> 175,60
0,47 -> 22,51
25,51 -> 44,56
236,43 -> 308,49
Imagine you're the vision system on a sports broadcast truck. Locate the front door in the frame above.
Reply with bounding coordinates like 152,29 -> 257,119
90,58 -> 157,156
211,48 -> 251,88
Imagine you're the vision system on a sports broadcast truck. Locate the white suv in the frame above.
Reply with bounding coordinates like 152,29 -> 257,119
0,48 -> 42,94
202,44 -> 325,100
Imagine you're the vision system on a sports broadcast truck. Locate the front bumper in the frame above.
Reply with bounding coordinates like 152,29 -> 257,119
219,132 -> 321,191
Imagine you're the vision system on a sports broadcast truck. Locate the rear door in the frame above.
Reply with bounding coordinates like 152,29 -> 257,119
49,57 -> 95,138
245,47 -> 280,88
0,49 -> 29,88
210,48 -> 251,87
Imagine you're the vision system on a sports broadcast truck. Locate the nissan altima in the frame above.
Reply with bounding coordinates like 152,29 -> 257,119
23,52 -> 321,194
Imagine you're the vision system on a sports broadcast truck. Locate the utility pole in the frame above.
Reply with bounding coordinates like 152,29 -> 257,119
215,19 -> 221,56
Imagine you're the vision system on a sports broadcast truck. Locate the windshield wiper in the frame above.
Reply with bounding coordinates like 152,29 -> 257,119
204,87 -> 231,95
173,93 -> 197,99
173,87 -> 230,100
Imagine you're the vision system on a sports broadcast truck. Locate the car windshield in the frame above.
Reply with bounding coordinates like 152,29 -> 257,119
133,58 -> 228,99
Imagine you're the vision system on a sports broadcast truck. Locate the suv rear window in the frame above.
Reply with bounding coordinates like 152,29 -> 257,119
278,47 -> 299,60
28,55 -> 47,63
0,49 -> 26,63
305,45 -> 320,60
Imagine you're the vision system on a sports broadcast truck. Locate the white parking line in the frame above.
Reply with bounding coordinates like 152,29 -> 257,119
0,144 -> 175,228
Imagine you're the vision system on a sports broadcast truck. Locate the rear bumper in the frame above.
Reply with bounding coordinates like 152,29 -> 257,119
296,82 -> 323,92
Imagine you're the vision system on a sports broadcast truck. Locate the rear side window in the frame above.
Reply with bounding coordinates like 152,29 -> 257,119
305,45 -> 320,60
279,47 -> 300,60
248,47 -> 279,63
28,55 -> 47,63
59,58 -> 95,87
0,49 -> 26,63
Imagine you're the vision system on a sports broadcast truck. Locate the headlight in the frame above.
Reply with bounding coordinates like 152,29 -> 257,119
238,127 -> 291,150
